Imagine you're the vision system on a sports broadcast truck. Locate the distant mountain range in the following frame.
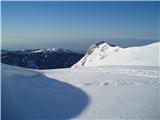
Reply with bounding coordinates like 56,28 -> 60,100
1,41 -> 159,69
1,48 -> 84,69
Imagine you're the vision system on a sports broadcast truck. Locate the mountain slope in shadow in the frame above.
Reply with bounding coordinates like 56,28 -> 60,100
1,48 -> 84,69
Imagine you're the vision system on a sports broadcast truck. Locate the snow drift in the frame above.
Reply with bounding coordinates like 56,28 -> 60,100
1,64 -> 89,119
72,41 -> 160,67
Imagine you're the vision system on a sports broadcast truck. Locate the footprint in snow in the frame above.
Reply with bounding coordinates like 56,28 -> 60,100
84,82 -> 93,86
99,82 -> 109,86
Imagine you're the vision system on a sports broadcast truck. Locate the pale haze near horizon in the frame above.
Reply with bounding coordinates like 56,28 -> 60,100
2,1 -> 159,50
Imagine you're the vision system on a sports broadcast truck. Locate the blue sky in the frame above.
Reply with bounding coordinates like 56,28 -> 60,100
2,1 -> 159,50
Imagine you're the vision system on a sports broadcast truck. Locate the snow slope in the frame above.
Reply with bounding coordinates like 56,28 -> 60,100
72,42 -> 160,67
1,64 -> 89,119
2,64 -> 159,119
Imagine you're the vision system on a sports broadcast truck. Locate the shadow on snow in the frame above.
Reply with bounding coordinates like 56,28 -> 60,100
2,67 -> 89,119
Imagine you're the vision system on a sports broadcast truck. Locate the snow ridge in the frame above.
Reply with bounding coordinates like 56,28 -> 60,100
72,41 -> 121,67
72,41 -> 159,67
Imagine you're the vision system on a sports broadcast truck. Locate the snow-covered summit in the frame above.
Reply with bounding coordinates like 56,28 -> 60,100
72,41 -> 121,67
86,41 -> 117,56
72,41 -> 159,67
96,41 -> 115,47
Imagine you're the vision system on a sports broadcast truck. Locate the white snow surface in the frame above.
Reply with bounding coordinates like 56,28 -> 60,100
72,42 -> 160,67
2,64 -> 159,119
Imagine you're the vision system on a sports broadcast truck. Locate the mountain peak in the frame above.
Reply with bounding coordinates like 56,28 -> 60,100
96,41 -> 115,47
96,41 -> 106,46
72,41 -> 120,68
86,41 -> 116,55
72,42 -> 159,68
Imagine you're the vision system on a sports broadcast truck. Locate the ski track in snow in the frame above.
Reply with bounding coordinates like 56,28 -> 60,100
70,68 -> 159,78
40,66 -> 159,119
42,66 -> 159,87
